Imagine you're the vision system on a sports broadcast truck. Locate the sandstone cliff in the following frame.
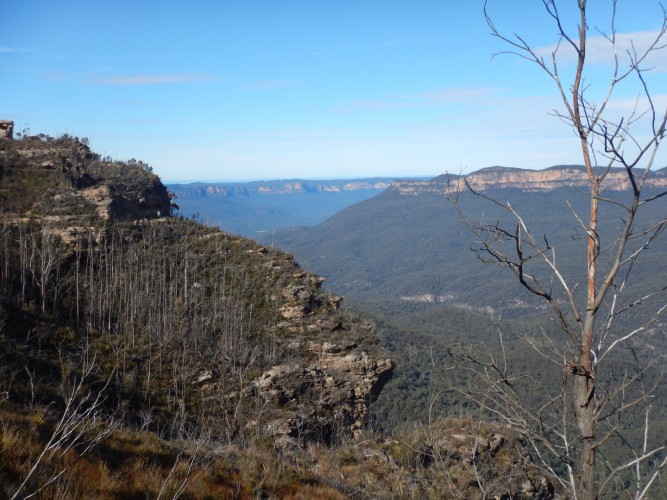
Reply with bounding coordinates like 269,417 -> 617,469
191,246 -> 394,447
169,178 -> 392,198
390,165 -> 667,195
1,134 -> 172,221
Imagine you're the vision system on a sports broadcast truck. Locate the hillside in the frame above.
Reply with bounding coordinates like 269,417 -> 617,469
1,132 -> 430,497
167,178 -> 393,237
270,168 -> 667,474
0,130 -> 575,498
271,168 -> 667,315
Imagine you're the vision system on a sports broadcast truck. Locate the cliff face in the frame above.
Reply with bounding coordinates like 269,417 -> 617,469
170,179 -> 392,198
390,165 -> 667,195
187,246 -> 393,447
1,135 -> 172,221
0,120 -> 13,139
467,165 -> 667,191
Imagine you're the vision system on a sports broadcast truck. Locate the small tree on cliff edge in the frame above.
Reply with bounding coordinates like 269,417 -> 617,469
449,1 -> 667,499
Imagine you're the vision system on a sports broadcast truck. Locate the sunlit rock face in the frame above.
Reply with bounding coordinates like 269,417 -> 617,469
389,165 -> 667,195
3,136 -> 172,221
466,166 -> 667,191
250,272 -> 394,447
0,120 -> 13,139
254,342 -> 394,446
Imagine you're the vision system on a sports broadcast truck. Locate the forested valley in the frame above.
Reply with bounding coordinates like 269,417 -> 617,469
268,172 -> 667,497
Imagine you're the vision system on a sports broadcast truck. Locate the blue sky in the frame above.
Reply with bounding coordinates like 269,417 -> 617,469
2,1 -> 666,181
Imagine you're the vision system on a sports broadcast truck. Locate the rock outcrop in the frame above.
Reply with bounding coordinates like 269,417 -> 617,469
0,120 -> 13,139
401,419 -> 564,499
178,248 -> 394,448
235,264 -> 394,447
255,338 -> 393,446
0,135 -> 172,221
105,176 -> 172,220
169,179 -> 392,198
390,165 -> 667,195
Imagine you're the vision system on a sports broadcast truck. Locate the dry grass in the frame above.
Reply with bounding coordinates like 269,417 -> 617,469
0,405 -> 359,499
0,406 -> 557,499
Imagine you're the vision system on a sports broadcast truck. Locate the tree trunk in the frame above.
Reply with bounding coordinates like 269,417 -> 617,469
574,364 -> 597,500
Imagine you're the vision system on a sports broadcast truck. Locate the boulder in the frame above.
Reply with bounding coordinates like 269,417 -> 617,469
0,120 -> 13,139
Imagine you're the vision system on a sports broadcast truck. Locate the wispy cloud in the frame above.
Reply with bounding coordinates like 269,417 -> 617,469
86,73 -> 217,85
125,118 -> 177,125
0,47 -> 30,53
418,87 -> 503,103
535,30 -> 667,71
44,70 -> 69,82
344,98 -> 419,110
603,93 -> 667,113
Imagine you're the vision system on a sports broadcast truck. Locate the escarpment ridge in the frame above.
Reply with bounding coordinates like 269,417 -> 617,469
390,165 -> 667,195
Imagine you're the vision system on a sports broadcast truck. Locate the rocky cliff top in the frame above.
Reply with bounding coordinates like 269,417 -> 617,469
0,134 -> 172,221
0,120 -> 13,139
392,165 -> 667,195
169,178 -> 392,198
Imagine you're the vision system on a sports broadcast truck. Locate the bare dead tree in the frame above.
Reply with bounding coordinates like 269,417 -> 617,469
156,428 -> 212,500
449,2 -> 667,499
9,355 -> 117,500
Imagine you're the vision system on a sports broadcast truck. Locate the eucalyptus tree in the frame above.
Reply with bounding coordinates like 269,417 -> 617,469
450,1 -> 667,498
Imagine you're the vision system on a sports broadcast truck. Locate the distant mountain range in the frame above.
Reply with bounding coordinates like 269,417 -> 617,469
393,164 -> 667,195
169,178 -> 393,197
167,178 -> 395,236
261,165 -> 667,428
267,165 -> 667,316
168,166 -> 667,238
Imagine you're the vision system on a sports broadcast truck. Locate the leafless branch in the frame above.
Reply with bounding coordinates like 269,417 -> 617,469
10,357 -> 117,500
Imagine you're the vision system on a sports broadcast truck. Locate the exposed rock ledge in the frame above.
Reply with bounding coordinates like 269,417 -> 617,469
1,135 -> 172,221
255,342 -> 393,447
177,252 -> 394,450
250,270 -> 394,447
187,251 -> 394,448
466,166 -> 667,191
390,166 -> 667,195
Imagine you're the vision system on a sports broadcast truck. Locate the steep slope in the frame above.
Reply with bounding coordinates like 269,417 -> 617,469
0,133 -> 394,445
0,132 -> 400,497
270,167 -> 667,442
272,168 -> 667,315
